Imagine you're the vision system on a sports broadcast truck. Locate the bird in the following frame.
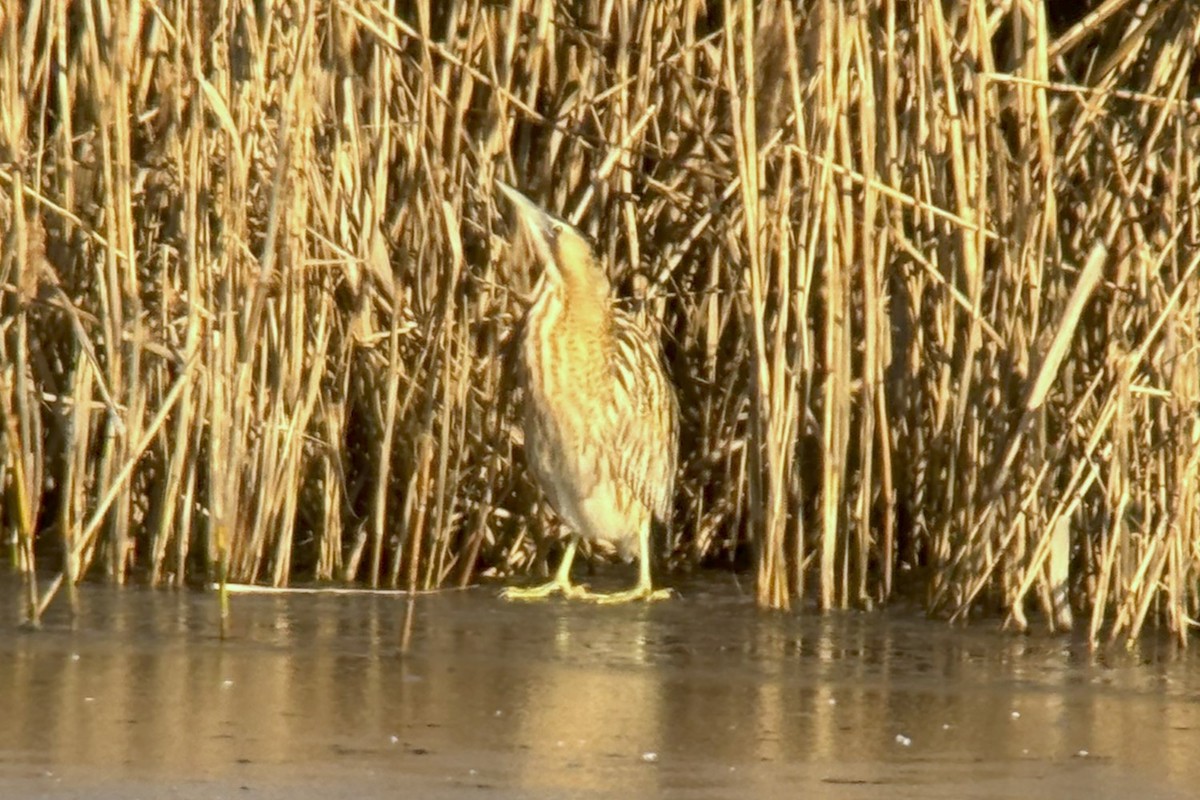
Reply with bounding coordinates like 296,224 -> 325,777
495,180 -> 679,603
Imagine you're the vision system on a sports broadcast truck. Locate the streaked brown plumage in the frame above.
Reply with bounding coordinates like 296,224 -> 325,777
496,180 -> 678,603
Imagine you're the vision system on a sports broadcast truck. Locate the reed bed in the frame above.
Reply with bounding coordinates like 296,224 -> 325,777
1,0 -> 1198,644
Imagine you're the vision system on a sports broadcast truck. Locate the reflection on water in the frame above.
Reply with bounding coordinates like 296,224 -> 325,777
1,573 -> 1198,799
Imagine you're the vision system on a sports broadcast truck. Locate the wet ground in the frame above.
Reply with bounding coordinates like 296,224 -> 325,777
1,572 -> 1198,800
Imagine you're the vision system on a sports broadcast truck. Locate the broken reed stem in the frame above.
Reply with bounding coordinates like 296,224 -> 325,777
0,0 -> 1198,645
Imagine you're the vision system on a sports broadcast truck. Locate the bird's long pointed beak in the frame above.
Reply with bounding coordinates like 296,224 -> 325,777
495,180 -> 537,217
495,180 -> 557,263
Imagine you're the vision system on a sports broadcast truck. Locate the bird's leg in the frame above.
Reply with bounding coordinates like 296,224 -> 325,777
501,536 -> 587,600
583,525 -> 673,604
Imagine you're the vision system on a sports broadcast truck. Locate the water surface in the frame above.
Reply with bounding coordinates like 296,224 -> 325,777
2,574 -> 1197,799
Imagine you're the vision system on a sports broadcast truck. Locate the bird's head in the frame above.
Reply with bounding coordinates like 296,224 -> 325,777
495,180 -> 610,303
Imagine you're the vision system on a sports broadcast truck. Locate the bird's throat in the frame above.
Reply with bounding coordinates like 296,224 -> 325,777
526,281 -> 614,392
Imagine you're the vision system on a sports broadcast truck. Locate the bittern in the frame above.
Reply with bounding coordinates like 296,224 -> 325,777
496,180 -> 678,603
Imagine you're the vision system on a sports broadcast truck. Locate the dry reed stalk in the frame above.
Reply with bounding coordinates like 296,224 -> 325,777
1,0 -> 1198,645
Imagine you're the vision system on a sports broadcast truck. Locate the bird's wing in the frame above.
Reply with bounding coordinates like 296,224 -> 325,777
607,313 -> 679,522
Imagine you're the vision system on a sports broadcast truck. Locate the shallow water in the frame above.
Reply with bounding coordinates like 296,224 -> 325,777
1,573 -> 1198,799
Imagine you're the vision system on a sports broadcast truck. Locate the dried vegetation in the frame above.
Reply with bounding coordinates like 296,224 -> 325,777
1,0 -> 1199,644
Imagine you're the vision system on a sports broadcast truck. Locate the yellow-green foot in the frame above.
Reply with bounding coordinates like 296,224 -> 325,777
584,586 -> 674,604
500,580 -> 589,601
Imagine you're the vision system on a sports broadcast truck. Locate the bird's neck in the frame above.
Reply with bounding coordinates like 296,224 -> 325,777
542,270 -> 611,333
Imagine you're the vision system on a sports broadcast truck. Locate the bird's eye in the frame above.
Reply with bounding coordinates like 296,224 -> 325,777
552,222 -> 564,235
